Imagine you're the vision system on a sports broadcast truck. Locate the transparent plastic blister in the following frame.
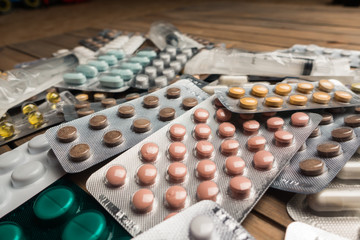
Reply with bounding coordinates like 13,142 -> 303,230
287,180 -> 360,240
45,80 -> 209,173
215,79 -> 360,114
0,134 -> 66,218
86,95 -> 321,235
272,108 -> 360,194
134,201 -> 254,239
337,149 -> 360,180
285,222 -> 349,240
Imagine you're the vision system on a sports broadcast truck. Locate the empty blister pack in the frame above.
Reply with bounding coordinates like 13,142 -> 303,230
0,134 -> 66,218
272,108 -> 360,194
0,178 -> 131,240
134,200 -> 254,240
287,180 -> 360,240
285,222 -> 349,240
46,79 -> 209,173
215,79 -> 360,114
86,95 -> 321,236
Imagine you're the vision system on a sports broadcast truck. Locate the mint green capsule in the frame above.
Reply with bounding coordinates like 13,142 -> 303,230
63,73 -> 87,85
98,55 -> 117,66
120,62 -> 142,74
76,65 -> 98,78
109,69 -> 133,81
106,50 -> 125,60
129,56 -> 150,67
88,60 -> 109,72
136,50 -> 157,60
99,75 -> 124,88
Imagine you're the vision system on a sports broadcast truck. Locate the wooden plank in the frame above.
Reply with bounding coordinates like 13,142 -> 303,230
9,40 -> 61,59
0,47 -> 37,71
242,212 -> 285,239
42,34 -> 84,49
0,145 -> 12,154
67,28 -> 102,38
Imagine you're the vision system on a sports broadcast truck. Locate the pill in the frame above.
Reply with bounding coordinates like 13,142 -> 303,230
176,54 -> 187,65
100,98 -> 116,108
160,52 -> 171,65
196,159 -> 216,180
239,113 -> 254,120
109,69 -> 133,81
117,105 -> 135,118
267,117 -> 284,131
163,68 -> 176,80
247,136 -> 266,152
190,215 -> 214,240
253,150 -> 274,170
143,96 -> 159,108
274,83 -> 291,96
165,88 -> 180,99
166,46 -> 177,58
218,75 -> 247,86
168,142 -> 187,161
243,120 -> 260,135
76,94 -> 89,102
251,85 -> 268,97
63,73 -> 87,85
74,101 -> 90,110
334,91 -> 352,103
153,76 -> 167,88
182,97 -> 198,110
344,115 -> 360,127
309,126 -> 321,138
332,127 -> 354,142
77,108 -> 94,117
11,161 -> 46,188
0,121 -> 15,138
193,109 -> 209,123
214,98 -> 224,108
159,107 -> 176,121
28,134 -> 50,154
106,49 -> 124,60
135,74 -> 149,88
239,97 -> 258,110
229,176 -> 252,199
320,112 -> 333,125
165,186 -> 187,209
318,79 -> 334,92
69,144 -> 91,162
274,130 -> 294,147
120,62 -> 142,74
225,156 -> 245,175
140,143 -> 159,162
218,122 -> 236,138
132,189 -> 154,213
164,212 -> 178,221
169,124 -> 186,141
88,60 -> 109,72
103,130 -> 123,147
221,139 -> 239,156
99,75 -> 124,88
22,103 -> 38,116
196,181 -> 219,201
28,111 -> 44,128
297,82 -> 314,94
126,93 -> 140,101
145,66 -> 157,80
182,48 -> 193,58
89,115 -> 108,130
170,61 -> 182,73
337,160 -> 360,180
167,162 -> 187,183
153,59 -> 164,72
299,158 -> 325,176
289,94 -> 308,106
317,141 -> 341,158
351,83 -> 360,93
46,92 -> 61,104
106,165 -> 127,187
57,126 -> 77,143
137,164 -> 157,185
307,188 -> 360,212
194,124 -> 211,140
264,96 -> 283,108
129,56 -> 150,67
291,112 -> 309,127
94,93 -> 106,101
196,141 -> 214,158
228,87 -> 245,99
312,92 -> 331,104
0,222 -> 26,240
98,55 -> 117,66
62,211 -> 110,240
133,118 -> 151,133
215,108 -> 232,122
136,50 -> 157,60
202,85 -> 228,95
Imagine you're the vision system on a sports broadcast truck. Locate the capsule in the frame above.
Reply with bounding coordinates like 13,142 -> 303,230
337,160 -> 360,180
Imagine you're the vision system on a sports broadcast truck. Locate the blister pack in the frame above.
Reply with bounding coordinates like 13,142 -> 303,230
272,108 -> 360,194
0,134 -> 66,218
45,79 -> 209,173
0,178 -> 131,240
86,95 -> 321,236
287,180 -> 360,240
337,149 -> 360,180
285,222 -> 349,240
134,200 -> 254,240
215,79 -> 360,114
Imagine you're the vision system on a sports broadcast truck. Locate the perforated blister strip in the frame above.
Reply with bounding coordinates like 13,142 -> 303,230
46,80 -> 209,173
86,95 -> 321,235
215,79 -> 360,114
134,201 -> 254,240
0,134 -> 66,218
285,222 -> 349,240
272,108 -> 360,194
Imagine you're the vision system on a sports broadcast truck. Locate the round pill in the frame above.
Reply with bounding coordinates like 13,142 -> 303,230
309,126 -> 320,138
62,210 -> 110,240
11,161 -> 46,188
74,101 -> 90,110
154,76 -> 168,87
193,109 -> 209,123
167,162 -> 187,183
216,108 -> 232,122
334,91 -> 352,103
225,156 -> 245,175
106,165 -> 127,187
168,142 -> 187,161
247,136 -> 266,152
320,112 -> 333,125
137,164 -> 157,185
317,142 -> 341,158
164,212 -> 178,221
228,87 -> 245,99
33,186 -> 78,223
239,113 -> 254,120
166,87 -> 181,99
89,115 -> 108,130
344,115 -> 360,127
75,93 -> 89,101
221,139 -> 239,156
0,222 -> 26,240
190,215 -> 214,240
318,79 -> 334,92
264,96 -> 284,108
251,85 -> 268,97
332,127 -> 354,142
275,83 -> 292,96
218,122 -> 236,138
214,98 -> 224,108
125,93 -> 140,101
229,176 -> 252,199
143,96 -> 159,108
196,141 -> 214,159
297,82 -> 314,94
351,83 -> 360,93
253,150 -> 274,170
132,189 -> 154,213
140,143 -> 159,162
312,91 -> 331,104
289,94 -> 308,106
101,98 -> 116,108
274,130 -> 294,146
133,118 -> 151,133
57,126 -> 77,143
69,144 -> 91,162
299,158 -> 325,176
159,107 -> 176,121
103,130 -> 123,147
239,97 -> 258,110
182,97 -> 198,110
262,112 -> 277,118
196,160 -> 216,180
291,112 -> 309,126
169,124 -> 186,141
243,120 -> 260,135
94,93 -> 106,101
77,108 -> 94,117
194,124 -> 211,140
267,117 -> 284,131
118,105 -> 135,118
28,134 -> 50,154
165,186 -> 187,209
196,181 -> 219,201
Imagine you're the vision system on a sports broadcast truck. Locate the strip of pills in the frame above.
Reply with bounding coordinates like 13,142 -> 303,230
272,108 -> 360,194
45,80 -> 208,173
215,79 -> 360,114
285,222 -> 348,240
86,95 -> 321,234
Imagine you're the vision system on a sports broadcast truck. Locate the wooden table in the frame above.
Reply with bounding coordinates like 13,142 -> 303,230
1,1 -> 360,239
